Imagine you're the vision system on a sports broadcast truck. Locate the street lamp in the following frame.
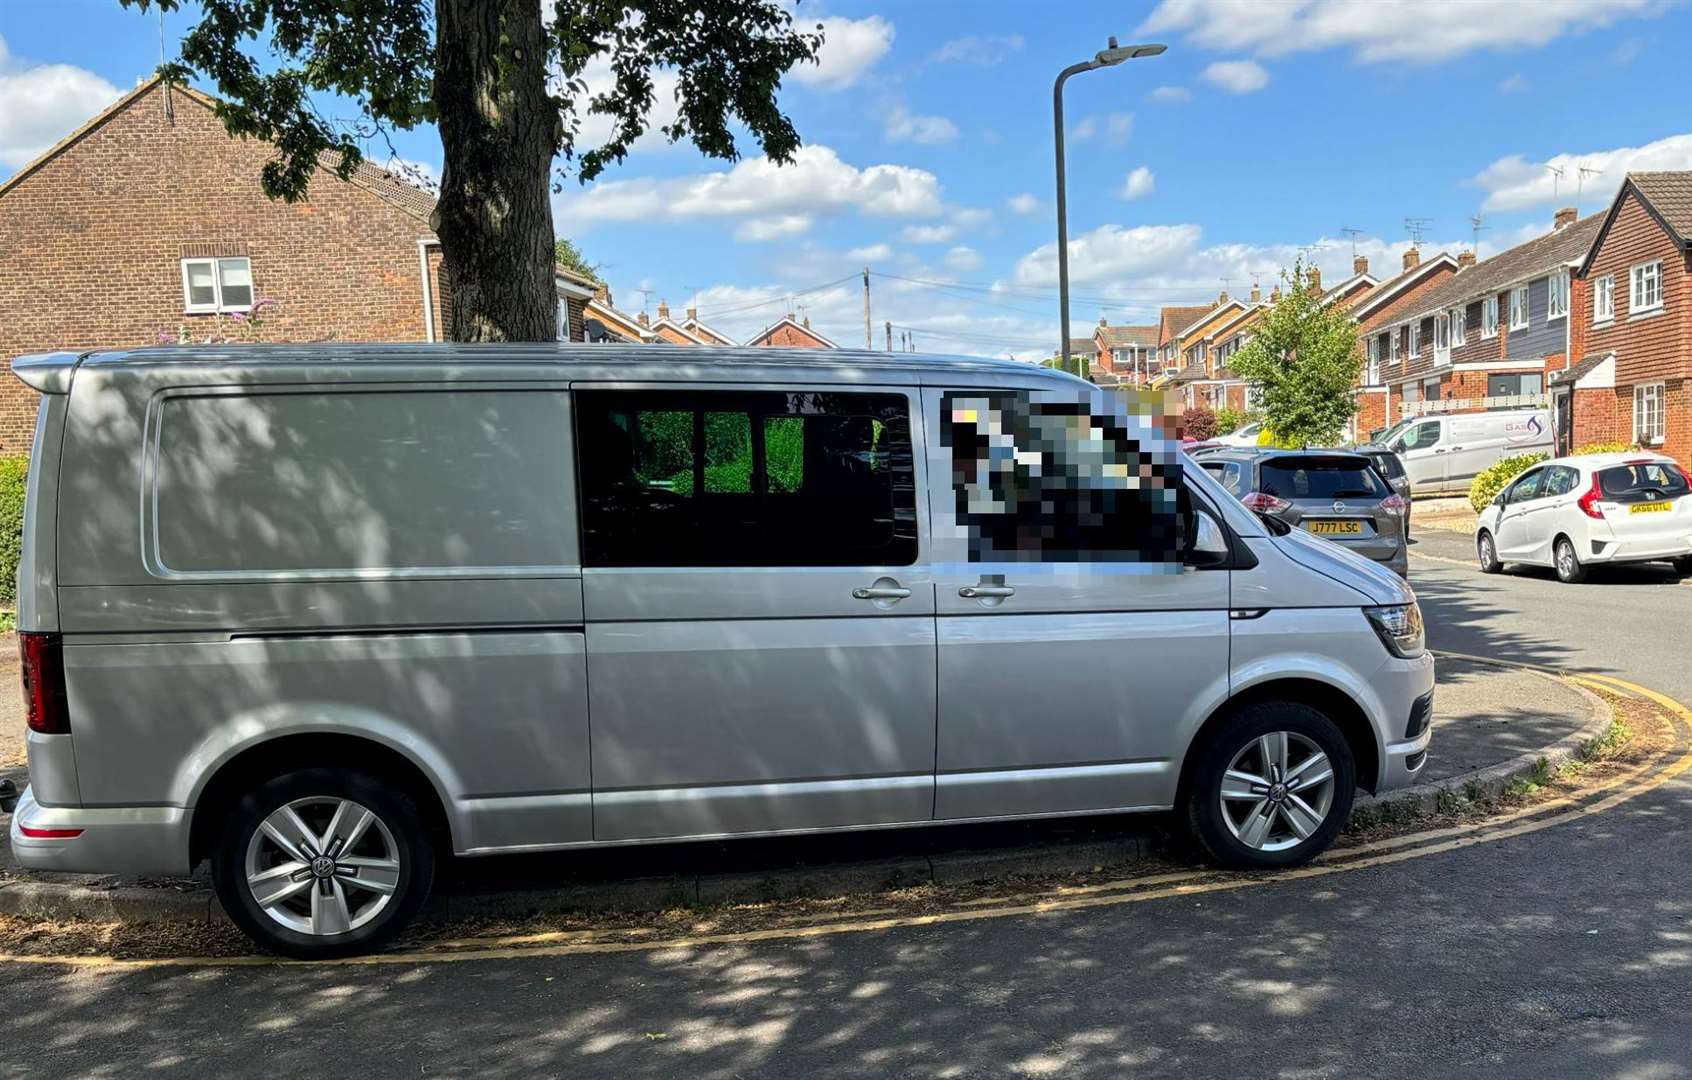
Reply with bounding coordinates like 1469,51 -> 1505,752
1055,37 -> 1166,379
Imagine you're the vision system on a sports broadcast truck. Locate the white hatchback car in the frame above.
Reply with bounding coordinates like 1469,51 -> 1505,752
1475,453 -> 1692,583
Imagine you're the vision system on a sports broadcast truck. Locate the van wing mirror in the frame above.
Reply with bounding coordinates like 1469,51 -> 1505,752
1186,510 -> 1230,568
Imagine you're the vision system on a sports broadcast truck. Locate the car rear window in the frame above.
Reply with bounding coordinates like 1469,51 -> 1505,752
1598,462 -> 1689,499
1258,457 -> 1387,500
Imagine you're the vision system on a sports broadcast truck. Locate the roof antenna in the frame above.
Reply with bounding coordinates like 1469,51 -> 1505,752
1576,164 -> 1600,209
1340,227 -> 1366,258
158,7 -> 175,122
1547,164 -> 1565,201
1403,217 -> 1431,250
1469,213 -> 1489,253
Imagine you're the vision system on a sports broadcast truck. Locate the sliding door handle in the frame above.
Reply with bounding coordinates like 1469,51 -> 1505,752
959,585 -> 1016,599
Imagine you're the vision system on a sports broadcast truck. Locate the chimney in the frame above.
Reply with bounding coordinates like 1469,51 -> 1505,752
593,282 -> 612,306
686,305 -> 698,322
803,315 -> 811,329
1218,290 -> 1229,305
1354,254 -> 1369,276
657,300 -> 670,321
1458,250 -> 1477,269
1099,315 -> 1108,327
1250,284 -> 1262,303
1306,267 -> 1321,294
636,311 -> 649,328
1554,206 -> 1577,230
1402,247 -> 1421,272
1270,285 -> 1282,303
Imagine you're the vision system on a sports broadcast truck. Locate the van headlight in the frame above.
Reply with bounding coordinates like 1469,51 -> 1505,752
1365,602 -> 1425,658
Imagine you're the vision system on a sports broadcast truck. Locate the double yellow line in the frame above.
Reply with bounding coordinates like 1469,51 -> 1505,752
6,665 -> 1688,971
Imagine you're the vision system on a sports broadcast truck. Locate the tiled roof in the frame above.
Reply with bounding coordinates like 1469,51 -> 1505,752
1630,172 -> 1692,243
1411,214 -> 1603,316
1550,353 -> 1611,387
1067,337 -> 1100,355
1167,360 -> 1206,384
1159,305 -> 1213,347
1096,324 -> 1158,347
1348,253 -> 1460,321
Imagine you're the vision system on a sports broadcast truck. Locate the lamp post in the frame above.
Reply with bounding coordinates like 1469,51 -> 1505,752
1055,38 -> 1166,379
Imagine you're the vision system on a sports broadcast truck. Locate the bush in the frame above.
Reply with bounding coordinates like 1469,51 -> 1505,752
1183,406 -> 1218,441
0,455 -> 26,606
1469,452 -> 1548,513
1214,407 -> 1252,435
1575,440 -> 1635,455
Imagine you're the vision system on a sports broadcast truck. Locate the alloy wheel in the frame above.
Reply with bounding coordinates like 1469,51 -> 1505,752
244,796 -> 401,936
1479,534 -> 1494,569
1557,541 -> 1576,580
1219,731 -> 1336,852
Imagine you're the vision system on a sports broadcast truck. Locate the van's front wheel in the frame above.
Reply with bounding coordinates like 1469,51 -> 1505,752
1185,702 -> 1356,869
212,768 -> 435,959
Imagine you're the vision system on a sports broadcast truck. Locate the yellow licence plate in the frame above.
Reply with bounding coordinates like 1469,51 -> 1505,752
1629,501 -> 1673,514
1306,520 -> 1364,535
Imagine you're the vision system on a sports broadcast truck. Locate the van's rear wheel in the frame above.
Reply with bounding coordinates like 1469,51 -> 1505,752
1185,702 -> 1355,869
212,768 -> 434,959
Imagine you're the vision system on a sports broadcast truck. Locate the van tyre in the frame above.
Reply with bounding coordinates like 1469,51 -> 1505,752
212,768 -> 435,959
1554,536 -> 1587,584
1185,702 -> 1355,870
1673,555 -> 1692,577
1477,531 -> 1502,574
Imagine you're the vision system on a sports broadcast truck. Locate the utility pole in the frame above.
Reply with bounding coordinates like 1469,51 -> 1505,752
885,321 -> 892,352
862,268 -> 872,349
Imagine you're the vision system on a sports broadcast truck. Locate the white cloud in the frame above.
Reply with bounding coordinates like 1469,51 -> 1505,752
1070,115 -> 1098,141
944,245 -> 984,272
1202,59 -> 1270,94
1612,37 -> 1643,64
1120,166 -> 1156,201
1471,132 -> 1692,211
561,144 -> 946,233
383,155 -> 440,193
1140,0 -> 1675,65
931,34 -> 1024,66
1149,85 -> 1191,103
1007,192 -> 1041,215
951,206 -> 993,227
885,104 -> 959,145
1107,113 -> 1135,142
735,214 -> 814,242
902,223 -> 957,244
848,242 -> 893,262
791,15 -> 895,91
1498,72 -> 1527,93
0,34 -> 122,169
1070,112 -> 1134,145
571,55 -> 681,155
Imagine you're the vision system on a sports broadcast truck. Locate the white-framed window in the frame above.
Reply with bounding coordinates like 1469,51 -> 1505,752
1509,286 -> 1529,330
1409,320 -> 1421,358
1390,328 -> 1401,363
1631,260 -> 1663,314
1634,382 -> 1665,445
1593,274 -> 1615,323
180,257 -> 254,314
1449,308 -> 1466,347
1366,338 -> 1380,384
1433,311 -> 1449,359
1547,271 -> 1569,319
1481,296 -> 1498,338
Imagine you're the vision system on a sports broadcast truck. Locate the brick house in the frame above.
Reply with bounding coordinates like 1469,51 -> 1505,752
0,76 -> 608,452
1154,303 -> 1214,379
1564,172 -> 1692,465
1348,249 -> 1462,440
1363,209 -> 1603,436
746,314 -> 837,348
1091,321 -> 1158,385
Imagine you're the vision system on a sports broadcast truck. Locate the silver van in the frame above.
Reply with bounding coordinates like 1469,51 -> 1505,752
8,346 -> 1434,957
1385,408 -> 1552,495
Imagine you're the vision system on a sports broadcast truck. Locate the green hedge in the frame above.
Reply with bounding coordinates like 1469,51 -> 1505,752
0,455 -> 26,606
1469,451 -> 1547,514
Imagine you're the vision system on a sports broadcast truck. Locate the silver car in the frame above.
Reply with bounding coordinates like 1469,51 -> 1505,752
1198,450 -> 1410,576
8,345 -> 1433,957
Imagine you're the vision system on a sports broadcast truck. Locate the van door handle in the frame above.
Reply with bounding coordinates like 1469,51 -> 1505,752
959,585 -> 1016,599
853,586 -> 911,601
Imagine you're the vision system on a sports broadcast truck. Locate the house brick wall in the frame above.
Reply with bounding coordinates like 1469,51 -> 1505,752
0,81 -> 440,452
1581,189 -> 1691,388
1353,260 -> 1458,390
752,321 -> 832,348
1571,385 -> 1624,447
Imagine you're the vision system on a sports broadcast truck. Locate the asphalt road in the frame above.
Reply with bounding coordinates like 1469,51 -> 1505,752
4,550 -> 1692,1080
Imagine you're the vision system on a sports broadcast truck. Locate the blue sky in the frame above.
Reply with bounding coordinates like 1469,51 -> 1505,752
4,0 -> 1692,355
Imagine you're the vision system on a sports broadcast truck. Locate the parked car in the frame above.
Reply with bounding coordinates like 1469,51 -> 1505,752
1475,452 -> 1692,583
1196,449 -> 1410,576
9,345 -> 1432,957
1213,421 -> 1266,447
1382,409 -> 1552,495
1345,443 -> 1413,535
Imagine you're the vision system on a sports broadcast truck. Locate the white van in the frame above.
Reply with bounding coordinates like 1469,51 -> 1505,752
7,345 -> 1434,957
1386,409 -> 1552,495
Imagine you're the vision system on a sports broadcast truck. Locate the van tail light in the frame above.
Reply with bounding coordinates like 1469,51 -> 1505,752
1240,492 -> 1290,512
18,825 -> 82,839
20,631 -> 70,735
1576,474 -> 1605,520
1380,494 -> 1410,515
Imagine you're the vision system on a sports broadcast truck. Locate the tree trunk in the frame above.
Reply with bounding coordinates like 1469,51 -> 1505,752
432,0 -> 560,342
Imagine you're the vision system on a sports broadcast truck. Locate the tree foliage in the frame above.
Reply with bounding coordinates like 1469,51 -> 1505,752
554,238 -> 599,282
1182,406 -> 1218,441
1226,260 -> 1362,447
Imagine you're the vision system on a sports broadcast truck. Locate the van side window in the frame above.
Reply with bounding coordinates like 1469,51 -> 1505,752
1398,421 -> 1441,450
577,390 -> 917,568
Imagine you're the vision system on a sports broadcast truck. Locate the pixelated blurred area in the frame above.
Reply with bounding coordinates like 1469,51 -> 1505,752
938,388 -> 1186,565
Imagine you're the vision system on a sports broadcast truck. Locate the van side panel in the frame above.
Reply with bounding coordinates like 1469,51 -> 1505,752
51,373 -> 591,857
18,393 -> 66,633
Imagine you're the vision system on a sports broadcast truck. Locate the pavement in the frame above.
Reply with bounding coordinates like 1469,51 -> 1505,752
0,653 -> 1610,926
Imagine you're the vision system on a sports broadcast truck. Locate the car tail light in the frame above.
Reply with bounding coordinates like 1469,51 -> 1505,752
1380,494 -> 1410,515
1576,473 -> 1605,520
1240,491 -> 1290,512
20,631 -> 70,735
18,825 -> 83,839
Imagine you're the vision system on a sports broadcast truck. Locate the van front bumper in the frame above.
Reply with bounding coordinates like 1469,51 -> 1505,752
1372,653 -> 1434,794
7,785 -> 193,877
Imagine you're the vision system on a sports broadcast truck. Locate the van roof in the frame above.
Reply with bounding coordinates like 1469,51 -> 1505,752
51,343 -> 1084,388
